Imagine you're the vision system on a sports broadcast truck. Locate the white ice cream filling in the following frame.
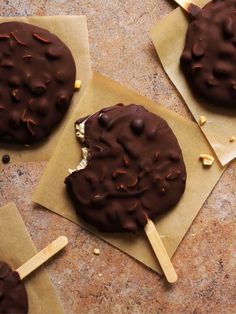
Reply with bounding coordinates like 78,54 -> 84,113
68,119 -> 89,174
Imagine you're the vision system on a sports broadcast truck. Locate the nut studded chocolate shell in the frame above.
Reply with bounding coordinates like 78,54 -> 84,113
0,261 -> 28,314
181,0 -> 236,107
65,104 -> 186,233
0,21 -> 76,145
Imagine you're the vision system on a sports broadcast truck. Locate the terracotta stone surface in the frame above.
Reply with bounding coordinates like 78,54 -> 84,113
0,1 -> 236,313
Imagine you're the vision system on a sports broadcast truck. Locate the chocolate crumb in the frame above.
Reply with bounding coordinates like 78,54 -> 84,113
2,154 -> 10,164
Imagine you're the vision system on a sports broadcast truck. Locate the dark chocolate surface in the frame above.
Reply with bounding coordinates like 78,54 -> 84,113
0,261 -> 28,314
181,0 -> 236,107
65,104 -> 186,233
0,21 -> 76,145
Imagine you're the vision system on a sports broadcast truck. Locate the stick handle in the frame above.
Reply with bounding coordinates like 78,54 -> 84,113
16,236 -> 68,280
144,219 -> 177,283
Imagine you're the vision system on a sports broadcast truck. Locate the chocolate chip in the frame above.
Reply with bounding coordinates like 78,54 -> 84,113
180,50 -> 192,64
223,16 -> 234,37
3,51 -> 11,57
206,77 -> 219,87
130,119 -> 144,135
37,98 -> 49,116
122,221 -> 137,232
153,175 -> 162,186
85,173 -> 96,190
27,99 -> 35,112
46,46 -> 61,59
192,41 -> 205,58
169,151 -> 180,161
146,127 -> 157,139
30,81 -> 46,95
191,63 -> 203,73
1,59 -> 14,68
9,112 -> 21,129
8,75 -> 21,87
213,62 -> 232,77
219,44 -> 235,59
56,70 -> 68,83
106,207 -> 118,222
56,93 -> 69,111
43,72 -> 51,85
126,173 -> 138,188
2,154 -> 10,164
126,202 -> 138,212
98,113 -> 110,127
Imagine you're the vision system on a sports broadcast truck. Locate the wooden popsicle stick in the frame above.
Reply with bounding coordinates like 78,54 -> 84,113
16,236 -> 68,280
174,0 -> 201,17
144,219 -> 177,283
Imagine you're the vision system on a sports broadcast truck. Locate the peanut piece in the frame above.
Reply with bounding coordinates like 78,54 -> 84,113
199,115 -> 207,126
74,80 -> 81,90
229,136 -> 235,143
199,154 -> 214,166
93,248 -> 100,255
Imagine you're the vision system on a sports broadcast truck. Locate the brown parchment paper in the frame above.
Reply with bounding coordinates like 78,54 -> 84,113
0,15 -> 91,165
0,202 -> 63,314
150,0 -> 236,166
33,72 -> 224,273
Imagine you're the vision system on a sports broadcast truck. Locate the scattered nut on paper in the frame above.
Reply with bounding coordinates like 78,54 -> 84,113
93,248 -> 100,255
229,136 -> 235,143
199,115 -> 207,126
74,80 -> 82,90
199,154 -> 214,166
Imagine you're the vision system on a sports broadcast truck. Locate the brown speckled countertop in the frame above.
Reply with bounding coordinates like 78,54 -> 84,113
0,1 -> 236,313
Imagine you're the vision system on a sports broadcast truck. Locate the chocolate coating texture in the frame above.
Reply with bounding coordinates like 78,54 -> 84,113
0,22 -> 76,145
65,104 -> 186,233
0,261 -> 28,314
181,0 -> 236,107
